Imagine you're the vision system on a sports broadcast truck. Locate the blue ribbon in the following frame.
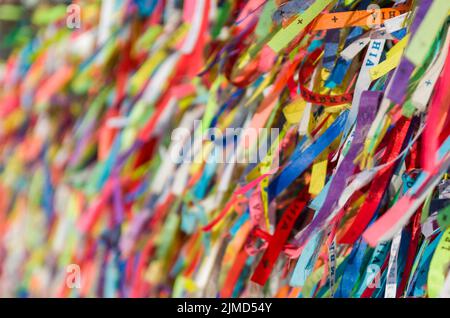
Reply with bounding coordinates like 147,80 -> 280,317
268,110 -> 348,201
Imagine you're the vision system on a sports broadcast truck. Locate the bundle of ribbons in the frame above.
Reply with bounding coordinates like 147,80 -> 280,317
0,0 -> 449,298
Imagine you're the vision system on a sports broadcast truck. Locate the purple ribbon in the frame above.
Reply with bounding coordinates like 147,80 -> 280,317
294,90 -> 383,246
387,0 -> 433,104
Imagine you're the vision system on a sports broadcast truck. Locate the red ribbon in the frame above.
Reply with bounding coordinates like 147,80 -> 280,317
251,193 -> 309,286
338,117 -> 411,244
296,48 -> 354,106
